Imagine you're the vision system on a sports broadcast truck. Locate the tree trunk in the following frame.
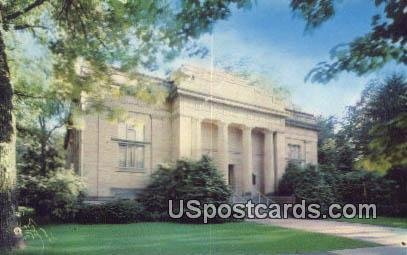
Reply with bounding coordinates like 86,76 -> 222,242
0,28 -> 18,251
39,117 -> 47,176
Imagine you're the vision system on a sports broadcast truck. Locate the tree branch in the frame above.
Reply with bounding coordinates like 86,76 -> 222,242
5,0 -> 47,21
47,121 -> 66,138
14,89 -> 52,99
14,24 -> 49,30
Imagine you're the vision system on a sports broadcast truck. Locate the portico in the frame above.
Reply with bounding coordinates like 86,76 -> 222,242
173,117 -> 286,195
169,66 -> 318,196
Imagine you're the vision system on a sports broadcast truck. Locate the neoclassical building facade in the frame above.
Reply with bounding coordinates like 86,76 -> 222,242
66,65 -> 318,200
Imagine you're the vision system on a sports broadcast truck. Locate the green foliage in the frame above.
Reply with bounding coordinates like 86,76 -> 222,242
278,163 -> 397,215
1,0 -> 251,250
276,162 -> 302,196
336,171 -> 395,205
18,169 -> 85,222
316,115 -> 356,172
345,74 -> 407,173
316,116 -> 338,168
291,0 -> 406,82
2,0 -> 254,128
317,74 -> 407,174
17,206 -> 35,226
278,163 -> 335,212
17,132 -> 66,177
385,166 -> 407,203
75,200 -> 143,224
137,156 -> 231,223
290,0 -> 335,30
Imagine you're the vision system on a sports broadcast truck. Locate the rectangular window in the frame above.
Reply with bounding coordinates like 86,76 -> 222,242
119,143 -> 145,170
118,122 -> 145,141
288,144 -> 301,161
117,121 -> 146,170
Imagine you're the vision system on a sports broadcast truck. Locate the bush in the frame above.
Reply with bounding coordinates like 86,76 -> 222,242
377,203 -> 407,217
17,206 -> 35,225
276,162 -> 302,196
137,156 -> 231,223
337,171 -> 395,205
278,163 -> 398,216
385,166 -> 407,203
75,200 -> 143,224
278,163 -> 336,212
18,169 -> 85,222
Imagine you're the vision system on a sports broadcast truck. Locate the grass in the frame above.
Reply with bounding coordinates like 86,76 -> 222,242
336,216 -> 407,229
13,222 -> 377,255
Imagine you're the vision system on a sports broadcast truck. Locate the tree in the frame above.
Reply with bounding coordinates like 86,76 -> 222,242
316,115 -> 355,171
359,74 -> 407,172
343,74 -> 407,172
290,0 -> 406,83
0,0 -> 252,250
316,115 -> 337,168
10,40 -> 68,176
16,99 -> 67,177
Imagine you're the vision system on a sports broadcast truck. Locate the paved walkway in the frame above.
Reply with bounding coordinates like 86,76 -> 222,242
328,246 -> 406,255
250,218 -> 407,246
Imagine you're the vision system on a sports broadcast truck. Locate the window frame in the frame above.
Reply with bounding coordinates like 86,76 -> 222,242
118,142 -> 145,171
114,122 -> 148,172
287,144 -> 302,162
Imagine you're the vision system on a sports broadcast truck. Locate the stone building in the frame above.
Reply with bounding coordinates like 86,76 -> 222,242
66,65 -> 318,200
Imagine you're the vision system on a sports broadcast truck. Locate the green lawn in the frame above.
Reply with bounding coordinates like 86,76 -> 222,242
337,216 -> 407,229
14,222 -> 376,255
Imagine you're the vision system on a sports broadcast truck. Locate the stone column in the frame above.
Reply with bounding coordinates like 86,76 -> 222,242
242,126 -> 252,195
217,121 -> 228,181
263,130 -> 275,194
274,131 -> 286,189
192,118 -> 202,160
172,115 -> 192,159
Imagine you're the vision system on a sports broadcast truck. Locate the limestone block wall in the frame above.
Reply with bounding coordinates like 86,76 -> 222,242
80,97 -> 173,199
71,67 -> 320,200
285,125 -> 318,164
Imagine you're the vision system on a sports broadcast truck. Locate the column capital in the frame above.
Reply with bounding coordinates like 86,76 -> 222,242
263,128 -> 275,134
242,125 -> 253,131
216,120 -> 229,128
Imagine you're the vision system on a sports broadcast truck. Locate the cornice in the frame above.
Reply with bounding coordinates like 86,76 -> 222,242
174,87 -> 289,118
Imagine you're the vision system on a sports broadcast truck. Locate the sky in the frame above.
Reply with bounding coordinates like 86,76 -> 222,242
161,0 -> 406,118
15,0 -> 405,119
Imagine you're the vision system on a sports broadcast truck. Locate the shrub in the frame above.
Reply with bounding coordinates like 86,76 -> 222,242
75,200 -> 143,224
336,171 -> 395,205
295,167 -> 336,211
18,169 -> 85,222
278,163 -> 398,216
277,162 -> 302,196
17,206 -> 35,225
278,163 -> 336,212
385,166 -> 407,203
137,156 -> 231,223
377,203 -> 407,217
